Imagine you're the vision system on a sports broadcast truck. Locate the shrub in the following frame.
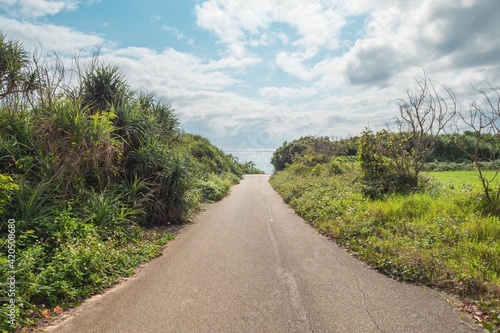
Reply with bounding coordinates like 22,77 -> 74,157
80,63 -> 133,113
84,190 -> 141,241
271,136 -> 332,171
0,174 -> 18,215
197,174 -> 233,202
358,129 -> 412,198
8,181 -> 56,227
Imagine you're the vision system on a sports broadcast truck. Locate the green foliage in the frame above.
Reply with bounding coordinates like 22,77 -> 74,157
120,173 -> 150,207
271,135 -> 358,172
271,136 -> 332,171
150,100 -> 181,139
147,153 -> 192,225
197,173 -> 235,202
0,107 -> 37,176
81,62 -> 132,112
84,190 -> 141,241
34,100 -> 123,193
9,181 -> 56,225
0,33 -> 39,100
482,308 -> 500,332
429,133 -> 500,163
358,129 -> 417,198
238,160 -> 265,174
0,174 -> 17,214
185,134 -> 243,176
15,216 -> 174,308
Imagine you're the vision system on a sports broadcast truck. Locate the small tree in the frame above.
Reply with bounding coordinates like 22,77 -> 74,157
392,72 -> 458,187
460,84 -> 500,208
358,72 -> 458,197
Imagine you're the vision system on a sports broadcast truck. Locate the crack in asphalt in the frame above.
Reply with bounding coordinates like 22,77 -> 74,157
353,272 -> 386,333
261,187 -> 312,333
262,183 -> 381,332
319,245 -> 385,332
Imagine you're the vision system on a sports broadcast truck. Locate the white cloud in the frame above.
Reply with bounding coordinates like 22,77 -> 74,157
193,0 -> 500,92
106,47 -> 240,94
307,0 -> 500,93
207,56 -> 261,71
2,0 -> 79,18
248,31 -> 289,48
195,0 -> 345,62
274,51 -> 314,81
0,0 -> 17,6
161,24 -> 190,43
259,86 -> 317,100
0,17 -> 106,53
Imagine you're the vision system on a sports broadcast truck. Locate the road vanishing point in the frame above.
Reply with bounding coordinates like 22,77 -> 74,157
46,175 -> 477,333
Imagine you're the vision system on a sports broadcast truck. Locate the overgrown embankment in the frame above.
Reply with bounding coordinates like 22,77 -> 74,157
270,158 -> 500,328
0,34 -> 261,331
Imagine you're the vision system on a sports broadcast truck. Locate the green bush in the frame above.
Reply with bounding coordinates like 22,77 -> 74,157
271,136 -> 330,171
197,174 -> 234,202
8,181 -> 56,228
26,231 -> 173,307
0,174 -> 18,215
84,190 -> 141,241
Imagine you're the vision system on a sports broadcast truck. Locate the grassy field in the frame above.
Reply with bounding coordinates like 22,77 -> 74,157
427,170 -> 499,190
271,162 -> 500,331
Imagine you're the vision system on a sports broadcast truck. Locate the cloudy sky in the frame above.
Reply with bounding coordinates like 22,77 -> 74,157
1,0 -> 499,149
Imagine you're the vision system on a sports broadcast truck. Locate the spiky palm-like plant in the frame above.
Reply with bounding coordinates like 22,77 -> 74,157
136,92 -> 180,138
0,106 -> 36,173
81,63 -> 132,113
147,153 -> 191,225
84,190 -> 140,241
9,181 -> 56,225
35,99 -> 123,193
152,101 -> 180,139
0,33 -> 39,103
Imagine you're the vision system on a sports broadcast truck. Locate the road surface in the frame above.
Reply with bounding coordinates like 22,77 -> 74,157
46,175 -> 477,332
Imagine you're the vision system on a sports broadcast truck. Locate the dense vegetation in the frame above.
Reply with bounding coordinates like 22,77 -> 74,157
270,75 -> 500,331
271,133 -> 500,172
0,34 -> 261,331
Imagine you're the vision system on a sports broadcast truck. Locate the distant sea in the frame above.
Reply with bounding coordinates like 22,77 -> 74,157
225,149 -> 275,175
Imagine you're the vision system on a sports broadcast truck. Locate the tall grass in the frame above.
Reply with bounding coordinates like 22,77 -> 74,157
84,190 -> 141,241
9,181 -> 56,224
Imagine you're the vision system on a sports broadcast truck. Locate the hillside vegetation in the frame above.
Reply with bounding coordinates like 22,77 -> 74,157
270,76 -> 500,331
0,34 -> 261,331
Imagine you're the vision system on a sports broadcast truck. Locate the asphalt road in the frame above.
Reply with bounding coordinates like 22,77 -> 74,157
46,175 -> 477,333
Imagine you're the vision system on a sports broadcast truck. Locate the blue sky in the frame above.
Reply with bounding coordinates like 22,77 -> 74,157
1,0 -> 499,149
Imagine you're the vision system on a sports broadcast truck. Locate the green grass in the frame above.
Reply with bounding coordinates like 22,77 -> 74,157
271,162 -> 500,329
426,170 -> 499,190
